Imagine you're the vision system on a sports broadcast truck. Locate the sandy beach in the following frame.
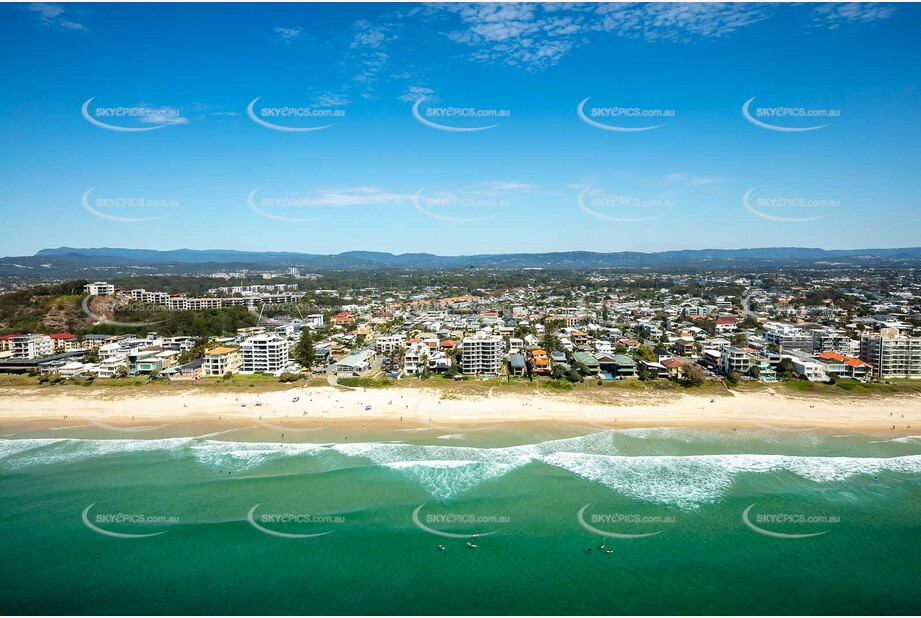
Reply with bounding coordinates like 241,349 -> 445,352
1,384 -> 919,437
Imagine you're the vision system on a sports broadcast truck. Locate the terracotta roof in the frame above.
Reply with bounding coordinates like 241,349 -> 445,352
206,346 -> 239,355
816,351 -> 871,367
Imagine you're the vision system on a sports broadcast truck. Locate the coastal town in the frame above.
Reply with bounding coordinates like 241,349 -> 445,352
1,267 -> 919,390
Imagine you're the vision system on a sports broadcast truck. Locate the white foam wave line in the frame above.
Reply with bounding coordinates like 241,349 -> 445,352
2,432 -> 919,504
384,460 -> 479,469
869,436 -> 921,444
538,451 -> 921,509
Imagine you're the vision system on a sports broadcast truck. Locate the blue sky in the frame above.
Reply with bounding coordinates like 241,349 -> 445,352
1,2 -> 919,256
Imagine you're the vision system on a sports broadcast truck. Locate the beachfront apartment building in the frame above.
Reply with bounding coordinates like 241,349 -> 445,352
240,334 -> 289,374
783,353 -> 828,382
84,281 -> 115,296
764,322 -> 813,353
203,346 -> 242,377
720,347 -> 751,375
403,343 -> 428,375
814,352 -> 872,382
812,330 -> 858,355
375,335 -> 405,355
859,327 -> 921,379
96,355 -> 128,378
11,334 -> 53,359
461,334 -> 503,376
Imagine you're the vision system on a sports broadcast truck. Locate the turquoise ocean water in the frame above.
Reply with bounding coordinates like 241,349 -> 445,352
1,422 -> 919,615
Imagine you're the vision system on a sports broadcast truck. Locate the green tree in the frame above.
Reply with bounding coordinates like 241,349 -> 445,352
293,329 -> 316,369
683,363 -> 707,386
777,357 -> 795,379
633,345 -> 656,363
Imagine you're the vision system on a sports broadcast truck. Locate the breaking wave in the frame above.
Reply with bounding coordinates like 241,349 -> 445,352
2,430 -> 919,506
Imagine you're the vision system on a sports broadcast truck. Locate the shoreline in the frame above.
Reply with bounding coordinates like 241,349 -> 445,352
1,385 -> 919,438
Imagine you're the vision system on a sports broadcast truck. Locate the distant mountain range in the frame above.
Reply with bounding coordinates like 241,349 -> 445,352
2,246 -> 920,277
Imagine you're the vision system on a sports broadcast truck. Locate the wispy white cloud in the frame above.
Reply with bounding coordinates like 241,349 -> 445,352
138,110 -> 189,126
23,3 -> 87,30
428,3 -> 773,70
481,181 -> 537,193
398,85 -> 435,103
312,92 -> 351,108
348,20 -> 402,98
285,187 -> 413,208
688,176 -> 726,186
273,26 -> 303,41
812,3 -> 896,29
666,172 -> 727,186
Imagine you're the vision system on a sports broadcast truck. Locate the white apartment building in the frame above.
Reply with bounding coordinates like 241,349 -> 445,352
304,314 -> 325,329
764,322 -> 813,353
812,330 -> 857,355
203,347 -> 242,376
376,335 -> 405,355
403,343 -> 428,375
719,347 -> 751,375
461,333 -> 504,376
860,327 -> 921,379
11,334 -> 53,359
84,281 -> 115,296
783,353 -> 828,382
98,342 -> 123,360
240,334 -> 290,374
96,355 -> 128,378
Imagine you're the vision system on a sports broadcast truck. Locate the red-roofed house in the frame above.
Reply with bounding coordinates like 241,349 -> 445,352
0,334 -> 23,353
815,351 -> 872,381
48,333 -> 78,352
661,357 -> 687,380
331,312 -> 354,325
